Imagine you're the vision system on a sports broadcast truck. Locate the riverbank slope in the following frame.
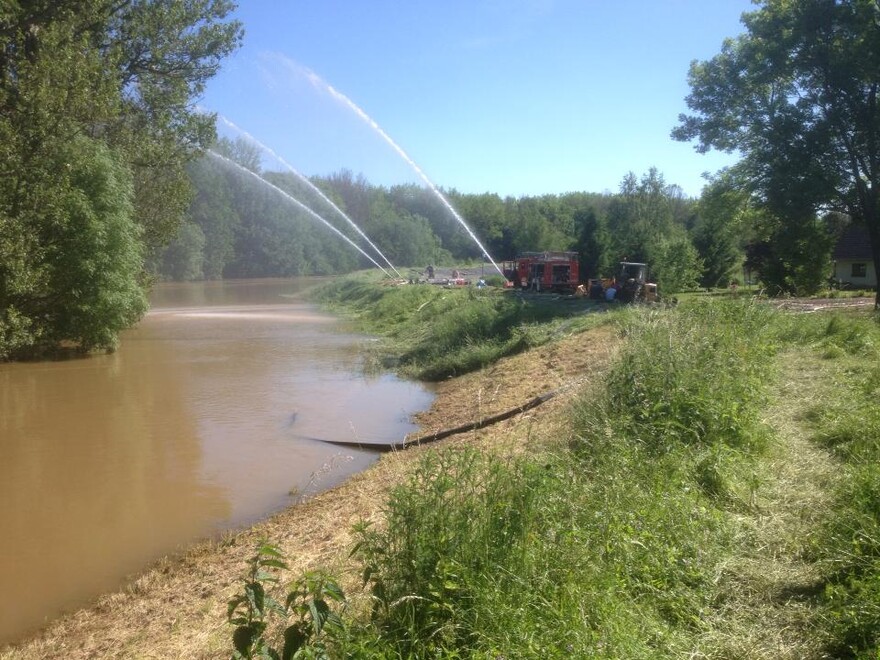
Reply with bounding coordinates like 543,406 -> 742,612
0,311 -> 618,659
4,285 -> 878,657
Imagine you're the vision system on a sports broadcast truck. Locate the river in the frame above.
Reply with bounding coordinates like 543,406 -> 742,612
0,278 -> 434,645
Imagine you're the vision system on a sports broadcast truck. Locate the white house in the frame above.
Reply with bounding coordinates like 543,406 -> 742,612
833,226 -> 877,289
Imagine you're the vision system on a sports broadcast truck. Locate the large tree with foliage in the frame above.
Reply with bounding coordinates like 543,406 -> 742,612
693,174 -> 749,288
574,207 -> 613,281
0,1 -> 241,357
673,0 -> 880,306
605,169 -> 702,293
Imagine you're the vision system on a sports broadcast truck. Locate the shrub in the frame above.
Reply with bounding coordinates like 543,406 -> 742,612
227,541 -> 346,659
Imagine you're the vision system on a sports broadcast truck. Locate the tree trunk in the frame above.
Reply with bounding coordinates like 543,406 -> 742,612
869,221 -> 880,310
855,182 -> 880,310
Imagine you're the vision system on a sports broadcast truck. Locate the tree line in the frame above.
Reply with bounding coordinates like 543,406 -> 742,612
4,0 -> 878,360
156,147 -> 710,290
159,146 -> 832,302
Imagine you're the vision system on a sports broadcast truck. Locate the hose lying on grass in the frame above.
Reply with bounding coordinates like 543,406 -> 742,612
313,390 -> 559,452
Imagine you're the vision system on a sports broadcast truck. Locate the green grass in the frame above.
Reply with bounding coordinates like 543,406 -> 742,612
313,275 -> 614,380
798,322 -> 880,658
319,300 -> 780,657
599,300 -> 776,454
263,283 -> 880,657
771,310 -> 880,359
339,446 -> 728,658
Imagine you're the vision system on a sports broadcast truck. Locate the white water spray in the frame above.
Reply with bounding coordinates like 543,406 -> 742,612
296,66 -> 505,278
215,115 -> 403,279
207,151 -> 392,277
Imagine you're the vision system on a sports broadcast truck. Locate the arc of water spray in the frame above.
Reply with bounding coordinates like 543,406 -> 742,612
297,66 -> 506,278
216,115 -> 403,279
207,151 -> 392,277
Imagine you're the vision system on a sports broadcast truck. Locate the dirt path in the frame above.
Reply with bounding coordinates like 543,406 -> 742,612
0,326 -> 617,659
771,296 -> 875,312
694,349 -> 841,658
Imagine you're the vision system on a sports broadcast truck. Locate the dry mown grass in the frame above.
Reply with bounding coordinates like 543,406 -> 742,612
694,348 -> 841,659
1,326 -> 618,660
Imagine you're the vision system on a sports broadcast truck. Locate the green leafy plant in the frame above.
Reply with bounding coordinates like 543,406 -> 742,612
312,276 -> 616,381
228,541 -> 345,659
281,572 -> 345,659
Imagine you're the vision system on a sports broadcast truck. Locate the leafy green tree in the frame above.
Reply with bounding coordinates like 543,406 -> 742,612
104,0 -> 243,249
745,209 -> 835,296
367,195 -> 448,267
50,139 -> 148,351
0,1 -> 241,357
2,136 -> 148,356
318,169 -> 372,226
214,136 -> 263,173
185,156 -> 237,279
0,6 -> 130,357
222,169 -> 308,278
604,168 -> 701,291
448,192 -> 507,258
693,174 -> 749,288
160,220 -> 206,281
574,207 -> 613,280
607,168 -> 679,262
388,183 -> 475,259
649,231 -> 704,295
673,0 -> 880,307
497,195 -> 572,258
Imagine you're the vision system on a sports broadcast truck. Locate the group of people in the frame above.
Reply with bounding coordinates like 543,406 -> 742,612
424,266 -> 462,281
579,279 -> 618,302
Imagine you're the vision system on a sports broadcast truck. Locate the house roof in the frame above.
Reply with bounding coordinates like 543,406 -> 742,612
833,225 -> 874,260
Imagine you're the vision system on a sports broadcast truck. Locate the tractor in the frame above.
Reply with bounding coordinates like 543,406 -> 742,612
616,262 -> 658,303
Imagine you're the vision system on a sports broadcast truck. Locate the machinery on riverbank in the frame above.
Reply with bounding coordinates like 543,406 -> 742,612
615,262 -> 659,303
502,251 -> 579,292
496,253 -> 657,302
581,262 -> 659,303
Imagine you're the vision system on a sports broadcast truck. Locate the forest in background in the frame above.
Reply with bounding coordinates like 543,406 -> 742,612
4,0 -> 880,361
159,136 -> 839,301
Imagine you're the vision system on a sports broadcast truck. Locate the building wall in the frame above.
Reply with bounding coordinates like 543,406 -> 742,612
834,259 -> 878,288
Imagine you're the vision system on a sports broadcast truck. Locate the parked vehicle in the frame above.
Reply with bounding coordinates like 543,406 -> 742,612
501,251 -> 580,292
578,262 -> 659,303
615,262 -> 658,303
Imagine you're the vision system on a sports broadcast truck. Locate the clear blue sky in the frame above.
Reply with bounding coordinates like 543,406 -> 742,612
201,1 -> 754,199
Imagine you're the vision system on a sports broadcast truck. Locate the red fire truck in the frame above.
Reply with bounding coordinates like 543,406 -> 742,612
501,251 -> 580,292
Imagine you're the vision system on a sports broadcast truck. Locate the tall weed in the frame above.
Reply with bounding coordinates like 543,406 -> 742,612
348,444 -> 728,657
351,449 -> 565,655
596,300 -> 776,455
227,541 -> 346,659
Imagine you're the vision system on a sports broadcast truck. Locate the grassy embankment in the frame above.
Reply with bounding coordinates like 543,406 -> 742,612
3,279 -> 876,658
314,276 -> 611,381
214,277 -> 876,658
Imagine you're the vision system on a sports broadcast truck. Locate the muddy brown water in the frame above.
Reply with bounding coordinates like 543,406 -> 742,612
0,279 -> 434,645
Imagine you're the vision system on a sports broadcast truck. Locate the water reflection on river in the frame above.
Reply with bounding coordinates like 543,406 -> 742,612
0,279 -> 434,645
